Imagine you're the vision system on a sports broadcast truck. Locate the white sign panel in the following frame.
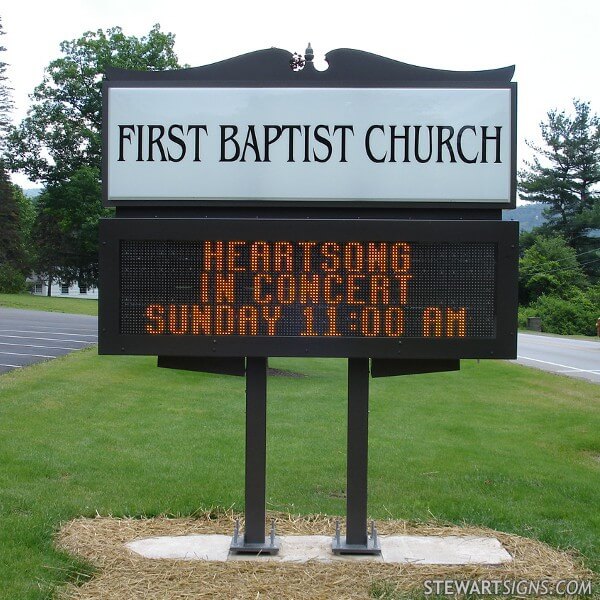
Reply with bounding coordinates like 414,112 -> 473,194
106,87 -> 513,204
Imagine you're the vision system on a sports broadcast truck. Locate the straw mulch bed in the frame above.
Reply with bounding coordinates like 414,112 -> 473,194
55,509 -> 594,599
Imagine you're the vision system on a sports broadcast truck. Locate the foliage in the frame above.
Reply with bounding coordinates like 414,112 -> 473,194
527,289 -> 597,336
518,232 -> 599,335
0,20 -> 32,278
518,229 -> 542,257
0,19 -> 24,273
0,263 -> 26,293
587,282 -> 600,309
519,99 -> 600,232
30,197 -> 66,294
32,166 -> 109,288
518,100 -> 600,275
7,24 -> 181,184
12,184 -> 36,268
519,234 -> 587,304
517,304 -> 537,329
0,16 -> 14,152
0,164 -> 25,271
5,24 -> 181,289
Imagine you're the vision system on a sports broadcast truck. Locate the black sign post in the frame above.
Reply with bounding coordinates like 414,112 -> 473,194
244,357 -> 268,547
336,358 -> 380,553
229,357 -> 280,554
99,46 -> 518,555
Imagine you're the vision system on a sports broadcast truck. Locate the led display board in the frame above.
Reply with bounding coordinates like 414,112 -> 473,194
99,218 -> 518,359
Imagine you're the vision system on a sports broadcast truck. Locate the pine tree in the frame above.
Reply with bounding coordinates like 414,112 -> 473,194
519,100 -> 600,268
0,17 -> 25,281
0,16 -> 13,154
0,166 -> 23,266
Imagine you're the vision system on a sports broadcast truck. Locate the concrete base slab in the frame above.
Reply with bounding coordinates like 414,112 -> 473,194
381,535 -> 511,565
126,534 -> 512,565
280,535 -> 332,562
127,534 -> 232,561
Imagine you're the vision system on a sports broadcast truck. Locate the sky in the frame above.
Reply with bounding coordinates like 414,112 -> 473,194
2,0 -> 599,190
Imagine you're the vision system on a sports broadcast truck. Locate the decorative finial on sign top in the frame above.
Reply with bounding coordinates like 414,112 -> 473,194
305,43 -> 314,62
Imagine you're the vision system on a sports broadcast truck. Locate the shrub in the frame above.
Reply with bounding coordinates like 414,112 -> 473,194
586,283 -> 600,308
518,305 -> 538,329
530,290 -> 597,336
519,235 -> 588,305
0,264 -> 27,293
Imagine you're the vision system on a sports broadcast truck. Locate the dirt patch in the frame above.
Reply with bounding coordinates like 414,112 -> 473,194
268,368 -> 306,378
587,452 -> 600,464
55,510 -> 593,599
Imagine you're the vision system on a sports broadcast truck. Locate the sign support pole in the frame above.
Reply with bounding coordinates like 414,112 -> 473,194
230,356 -> 279,554
332,358 -> 381,554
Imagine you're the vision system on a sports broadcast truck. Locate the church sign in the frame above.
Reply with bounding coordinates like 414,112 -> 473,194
105,87 -> 515,206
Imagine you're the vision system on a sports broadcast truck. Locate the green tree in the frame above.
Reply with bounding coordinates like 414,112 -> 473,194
7,24 -> 181,184
31,198 -> 65,296
519,234 -> 588,304
518,100 -> 600,274
13,186 -> 36,235
12,185 -> 37,271
34,166 -> 109,288
518,229 -> 539,257
7,24 -> 182,290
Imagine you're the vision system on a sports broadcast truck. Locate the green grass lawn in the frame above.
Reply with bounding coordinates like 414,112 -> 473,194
0,293 -> 98,316
0,350 -> 598,599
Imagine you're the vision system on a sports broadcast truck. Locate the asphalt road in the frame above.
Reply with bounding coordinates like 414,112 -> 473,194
0,308 -> 98,375
516,332 -> 600,384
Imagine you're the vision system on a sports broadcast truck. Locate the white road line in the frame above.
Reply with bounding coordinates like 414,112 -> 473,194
0,363 -> 22,368
0,334 -> 94,343
0,350 -> 56,358
517,355 -> 596,374
0,329 -> 97,338
555,369 -> 600,375
0,324 -> 97,333
0,342 -> 83,351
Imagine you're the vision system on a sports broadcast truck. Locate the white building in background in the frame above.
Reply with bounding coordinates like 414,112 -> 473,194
31,279 -> 98,299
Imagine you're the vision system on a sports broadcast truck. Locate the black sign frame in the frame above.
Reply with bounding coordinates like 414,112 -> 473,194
102,48 -> 517,210
99,218 -> 518,359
